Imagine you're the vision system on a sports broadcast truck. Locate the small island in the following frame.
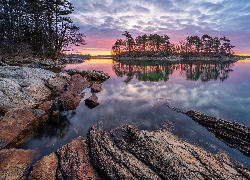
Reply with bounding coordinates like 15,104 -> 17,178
112,31 -> 241,61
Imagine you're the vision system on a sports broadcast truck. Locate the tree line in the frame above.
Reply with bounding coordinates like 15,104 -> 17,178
0,0 -> 86,58
112,31 -> 235,58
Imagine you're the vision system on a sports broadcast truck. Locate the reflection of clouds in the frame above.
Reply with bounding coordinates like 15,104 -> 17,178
98,66 -> 250,127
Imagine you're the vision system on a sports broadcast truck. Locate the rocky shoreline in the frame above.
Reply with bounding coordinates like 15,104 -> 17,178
1,125 -> 249,179
1,60 -> 250,179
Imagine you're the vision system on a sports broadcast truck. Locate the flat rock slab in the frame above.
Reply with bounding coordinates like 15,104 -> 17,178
0,66 -> 56,110
0,148 -> 38,180
0,107 -> 44,149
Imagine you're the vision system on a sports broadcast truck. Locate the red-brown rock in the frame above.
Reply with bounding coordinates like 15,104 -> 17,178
85,93 -> 99,109
91,83 -> 102,93
38,100 -> 55,111
56,136 -> 100,180
0,148 -> 38,180
0,107 -> 44,149
29,152 -> 58,180
59,74 -> 90,110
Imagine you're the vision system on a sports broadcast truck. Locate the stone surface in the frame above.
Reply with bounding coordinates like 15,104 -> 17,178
85,93 -> 99,109
0,107 -> 44,149
88,126 -> 160,179
59,74 -> 90,110
28,153 -> 58,180
46,76 -> 67,96
38,100 -> 56,112
56,136 -> 100,180
0,148 -> 38,180
0,66 -> 55,110
186,110 -> 250,157
87,126 -> 250,180
66,69 -> 110,82
91,83 -> 102,93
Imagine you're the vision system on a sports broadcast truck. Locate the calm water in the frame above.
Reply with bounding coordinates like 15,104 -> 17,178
18,59 -> 250,168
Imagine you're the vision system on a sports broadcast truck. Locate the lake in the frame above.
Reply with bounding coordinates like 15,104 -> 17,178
18,59 -> 250,168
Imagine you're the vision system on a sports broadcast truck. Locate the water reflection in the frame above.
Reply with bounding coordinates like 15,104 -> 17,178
17,59 -> 250,168
113,61 -> 235,83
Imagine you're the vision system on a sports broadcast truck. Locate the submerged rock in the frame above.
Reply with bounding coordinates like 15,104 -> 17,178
0,148 -> 38,180
186,110 -> 250,157
85,93 -> 99,109
87,126 -> 250,180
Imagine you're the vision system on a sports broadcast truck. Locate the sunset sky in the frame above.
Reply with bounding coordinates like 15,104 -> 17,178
68,0 -> 250,55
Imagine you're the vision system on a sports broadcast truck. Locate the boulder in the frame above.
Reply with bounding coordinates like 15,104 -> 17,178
56,136 -> 100,180
0,66 -> 56,110
87,126 -> 250,180
59,74 -> 90,110
28,153 -> 58,180
0,148 -> 38,180
45,76 -> 67,96
0,107 -> 44,149
66,69 -> 110,82
85,93 -> 99,109
91,83 -> 102,93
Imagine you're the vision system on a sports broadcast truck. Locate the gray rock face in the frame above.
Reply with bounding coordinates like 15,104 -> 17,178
0,66 -> 56,110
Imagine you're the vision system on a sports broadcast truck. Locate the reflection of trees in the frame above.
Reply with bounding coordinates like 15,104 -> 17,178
112,61 -> 235,83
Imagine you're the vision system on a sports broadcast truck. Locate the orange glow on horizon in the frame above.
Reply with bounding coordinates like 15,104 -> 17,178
64,50 -> 111,56
234,54 -> 250,56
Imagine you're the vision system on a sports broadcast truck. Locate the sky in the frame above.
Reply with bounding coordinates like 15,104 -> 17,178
67,0 -> 250,55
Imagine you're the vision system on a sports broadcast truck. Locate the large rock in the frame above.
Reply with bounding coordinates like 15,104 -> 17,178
87,126 -> 250,180
56,136 -> 100,179
0,148 -> 38,180
0,107 -> 44,149
87,126 -> 160,179
28,153 -> 58,180
91,83 -> 102,93
85,93 -> 99,109
59,74 -> 90,110
0,66 -> 56,110
66,69 -> 110,82
186,110 -> 250,157
45,76 -> 67,96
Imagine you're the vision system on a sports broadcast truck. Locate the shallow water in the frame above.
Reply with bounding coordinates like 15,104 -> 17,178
18,59 -> 250,168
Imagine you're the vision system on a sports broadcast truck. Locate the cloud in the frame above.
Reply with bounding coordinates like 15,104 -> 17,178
68,0 -> 250,54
